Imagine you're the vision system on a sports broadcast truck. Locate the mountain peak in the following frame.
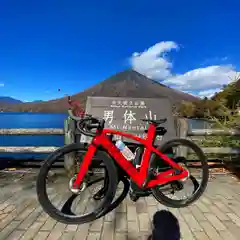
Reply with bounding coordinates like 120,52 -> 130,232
104,69 -> 143,82
0,96 -> 23,105
0,69 -> 199,113
103,69 -> 166,87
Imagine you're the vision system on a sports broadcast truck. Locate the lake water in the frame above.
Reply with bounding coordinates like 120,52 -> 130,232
0,113 -> 208,160
0,113 -> 67,160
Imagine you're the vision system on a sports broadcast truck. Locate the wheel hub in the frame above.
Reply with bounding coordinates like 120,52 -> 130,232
171,180 -> 184,191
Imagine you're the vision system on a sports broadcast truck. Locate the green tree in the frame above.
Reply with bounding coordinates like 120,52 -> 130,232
213,78 -> 240,110
178,101 -> 196,117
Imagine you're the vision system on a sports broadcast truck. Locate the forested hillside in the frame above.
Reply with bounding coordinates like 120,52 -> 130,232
178,78 -> 240,124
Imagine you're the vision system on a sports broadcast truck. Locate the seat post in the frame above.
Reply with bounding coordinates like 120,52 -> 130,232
141,123 -> 156,188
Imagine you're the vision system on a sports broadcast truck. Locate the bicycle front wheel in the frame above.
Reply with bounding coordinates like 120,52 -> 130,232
36,143 -> 118,224
151,138 -> 209,208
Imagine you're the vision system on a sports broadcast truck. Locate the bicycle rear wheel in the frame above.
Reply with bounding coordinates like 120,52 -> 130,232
151,138 -> 209,208
36,143 -> 118,224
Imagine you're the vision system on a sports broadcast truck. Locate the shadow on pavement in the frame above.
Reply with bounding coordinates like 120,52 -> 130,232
147,210 -> 180,240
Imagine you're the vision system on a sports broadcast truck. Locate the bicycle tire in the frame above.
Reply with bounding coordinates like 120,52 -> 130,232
151,138 -> 209,208
36,143 -> 118,224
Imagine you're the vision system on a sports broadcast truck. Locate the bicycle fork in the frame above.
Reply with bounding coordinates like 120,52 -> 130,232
71,144 -> 97,192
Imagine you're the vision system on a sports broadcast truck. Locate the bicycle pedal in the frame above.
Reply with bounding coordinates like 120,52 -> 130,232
93,192 -> 105,200
129,191 -> 139,202
93,188 -> 106,200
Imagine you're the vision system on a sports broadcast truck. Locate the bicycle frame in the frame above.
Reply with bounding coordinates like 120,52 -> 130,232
73,124 -> 189,189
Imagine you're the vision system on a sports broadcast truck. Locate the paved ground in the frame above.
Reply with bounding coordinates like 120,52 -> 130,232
1,170 -> 240,240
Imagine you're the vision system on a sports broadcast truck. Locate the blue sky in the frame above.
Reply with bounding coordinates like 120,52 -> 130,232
0,0 -> 240,102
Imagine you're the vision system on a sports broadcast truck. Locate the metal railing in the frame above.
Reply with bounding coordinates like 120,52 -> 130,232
0,117 -> 239,174
177,118 -> 240,155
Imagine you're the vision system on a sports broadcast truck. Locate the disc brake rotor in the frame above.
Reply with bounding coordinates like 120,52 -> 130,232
69,175 -> 87,194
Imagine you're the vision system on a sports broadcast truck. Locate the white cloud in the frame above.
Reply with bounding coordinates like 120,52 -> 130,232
164,65 -> 238,91
130,41 -> 178,80
198,88 -> 222,99
129,42 -> 239,97
0,83 -> 4,87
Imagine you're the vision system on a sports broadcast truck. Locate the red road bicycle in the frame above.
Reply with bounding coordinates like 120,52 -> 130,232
36,109 -> 209,224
